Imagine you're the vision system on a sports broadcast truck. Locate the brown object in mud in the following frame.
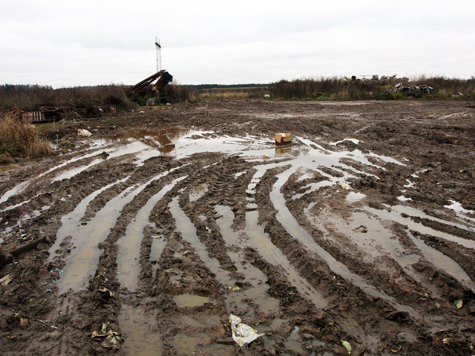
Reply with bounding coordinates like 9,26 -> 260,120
0,238 -> 46,270
0,249 -> 13,270
275,133 -> 292,145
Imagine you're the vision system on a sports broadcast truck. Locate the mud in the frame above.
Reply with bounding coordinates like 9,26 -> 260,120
1,98 -> 475,355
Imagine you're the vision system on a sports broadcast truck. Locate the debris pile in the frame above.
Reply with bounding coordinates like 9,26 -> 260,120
392,83 -> 438,97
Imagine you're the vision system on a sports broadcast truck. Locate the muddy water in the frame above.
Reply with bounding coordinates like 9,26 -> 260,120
390,204 -> 475,232
271,167 -> 419,317
365,206 -> 475,250
349,211 -> 420,268
215,205 -> 282,316
117,175 -> 187,291
53,174 -> 165,294
0,181 -> 29,205
169,198 -> 232,286
216,205 -> 327,309
173,294 -> 210,307
406,231 -> 475,289
119,304 -> 162,356
445,200 -> 475,224
48,178 -> 130,262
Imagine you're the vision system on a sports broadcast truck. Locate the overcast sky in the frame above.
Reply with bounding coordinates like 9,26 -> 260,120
1,1 -> 474,88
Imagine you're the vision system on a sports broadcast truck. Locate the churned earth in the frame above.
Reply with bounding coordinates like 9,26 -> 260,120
1,98 -> 475,355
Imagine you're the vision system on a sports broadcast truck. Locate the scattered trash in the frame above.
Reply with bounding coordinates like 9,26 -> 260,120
78,129 -> 92,137
338,181 -> 351,190
20,318 -> 29,328
392,83 -> 438,97
264,94 -> 270,98
91,322 -> 122,350
229,314 -> 264,347
353,225 -> 368,233
342,340 -> 352,354
275,132 -> 292,145
454,299 -> 463,309
229,286 -> 242,292
0,274 -> 12,286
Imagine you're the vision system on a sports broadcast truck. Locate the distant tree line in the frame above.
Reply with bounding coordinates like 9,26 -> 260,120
188,83 -> 267,90
0,84 -> 53,93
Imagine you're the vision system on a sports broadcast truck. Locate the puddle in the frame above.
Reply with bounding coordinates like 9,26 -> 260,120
270,167 -> 419,318
178,314 -> 220,327
406,231 -> 475,291
0,181 -> 29,205
173,294 -> 210,307
389,204 -> 475,232
445,200 -> 475,223
53,174 -> 166,294
169,197 -> 232,285
346,191 -> 366,204
119,304 -> 162,356
189,183 -> 208,202
172,332 -> 233,355
216,205 -> 282,315
48,177 -> 129,263
365,206 -> 475,250
330,138 -> 361,146
216,205 -> 327,309
285,326 -> 305,354
53,158 -> 103,182
349,211 -> 420,268
117,175 -> 187,291
150,236 -> 166,279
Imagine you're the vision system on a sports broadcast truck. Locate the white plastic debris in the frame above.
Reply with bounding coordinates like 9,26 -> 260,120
78,129 -> 92,137
337,181 -> 351,190
230,314 -> 264,347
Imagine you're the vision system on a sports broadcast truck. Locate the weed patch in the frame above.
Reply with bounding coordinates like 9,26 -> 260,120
0,111 -> 55,159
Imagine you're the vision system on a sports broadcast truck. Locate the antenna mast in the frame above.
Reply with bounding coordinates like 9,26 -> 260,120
155,37 -> 162,72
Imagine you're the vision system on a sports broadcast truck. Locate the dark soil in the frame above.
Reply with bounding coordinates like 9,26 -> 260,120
1,99 -> 475,355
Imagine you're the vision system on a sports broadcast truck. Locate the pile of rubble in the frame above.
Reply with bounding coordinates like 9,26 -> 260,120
392,83 -> 438,97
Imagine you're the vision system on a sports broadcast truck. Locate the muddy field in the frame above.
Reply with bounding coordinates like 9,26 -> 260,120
1,98 -> 475,355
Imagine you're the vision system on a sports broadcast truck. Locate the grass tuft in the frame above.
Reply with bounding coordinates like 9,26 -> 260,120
0,111 -> 55,159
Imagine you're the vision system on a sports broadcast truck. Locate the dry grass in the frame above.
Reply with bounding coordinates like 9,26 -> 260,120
0,111 -> 55,160
268,76 -> 475,100
195,87 -> 266,99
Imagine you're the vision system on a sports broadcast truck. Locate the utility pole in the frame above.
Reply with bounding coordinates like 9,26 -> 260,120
155,37 -> 162,72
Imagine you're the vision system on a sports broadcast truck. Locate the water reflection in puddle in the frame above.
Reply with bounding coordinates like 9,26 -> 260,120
349,211 -> 419,269
169,197 -> 232,285
216,205 -> 327,309
406,231 -> 475,291
215,205 -> 282,315
173,294 -> 210,307
173,332 -> 233,355
270,167 -> 418,317
119,304 -> 162,356
346,191 -> 366,204
117,175 -> 187,291
0,181 -> 29,205
365,206 -> 475,250
53,173 -> 169,294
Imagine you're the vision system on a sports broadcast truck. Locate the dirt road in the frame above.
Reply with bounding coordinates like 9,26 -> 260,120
1,98 -> 475,355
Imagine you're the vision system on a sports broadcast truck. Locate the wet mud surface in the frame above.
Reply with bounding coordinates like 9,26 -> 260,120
1,98 -> 475,355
